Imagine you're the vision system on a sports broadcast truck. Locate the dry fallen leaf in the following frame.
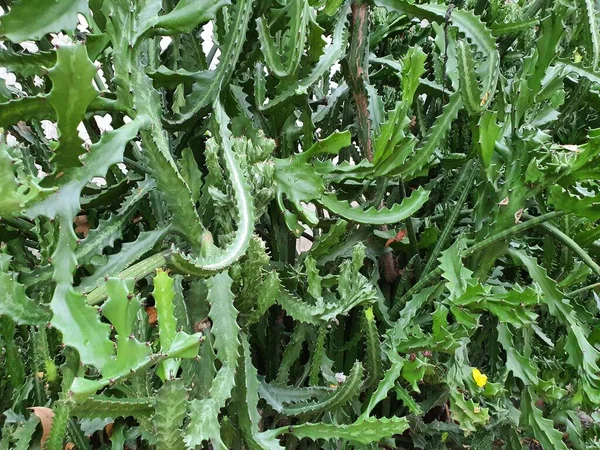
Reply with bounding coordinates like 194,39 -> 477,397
30,406 -> 54,448
560,144 -> 580,152
74,215 -> 90,237
498,196 -> 510,206
385,229 -> 408,247
514,209 -> 524,224
65,443 -> 75,450
145,306 -> 158,326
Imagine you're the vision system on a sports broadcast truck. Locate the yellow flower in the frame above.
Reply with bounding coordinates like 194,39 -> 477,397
472,368 -> 488,388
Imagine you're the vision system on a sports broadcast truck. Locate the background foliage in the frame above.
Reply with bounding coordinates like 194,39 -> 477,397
1,0 -> 600,448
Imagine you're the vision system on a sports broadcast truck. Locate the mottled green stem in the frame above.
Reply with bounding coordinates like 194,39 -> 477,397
86,250 -> 170,305
347,0 -> 372,161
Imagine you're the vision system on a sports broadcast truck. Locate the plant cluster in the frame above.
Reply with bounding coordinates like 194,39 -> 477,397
0,0 -> 600,448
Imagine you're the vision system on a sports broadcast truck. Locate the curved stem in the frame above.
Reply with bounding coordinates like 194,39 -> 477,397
524,214 -> 600,277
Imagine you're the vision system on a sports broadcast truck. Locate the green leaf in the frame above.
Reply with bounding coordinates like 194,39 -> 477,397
438,240 -> 472,300
138,0 -> 229,37
361,356 -> 403,418
363,307 -> 383,387
47,44 -> 99,170
259,380 -> 331,412
0,49 -> 56,77
269,416 -> 409,445
497,323 -> 539,386
184,272 -> 240,450
319,186 -> 430,225
171,0 -> 252,123
0,254 -> 50,325
0,96 -> 54,128
234,335 -> 285,450
0,135 -> 54,217
396,92 -> 462,180
259,3 -> 349,110
449,390 -> 490,433
153,270 -> 180,381
168,102 -> 255,274
154,380 -> 188,450
26,118 -> 144,219
179,148 -> 203,203
0,317 -> 26,388
51,283 -> 114,371
257,0 -> 310,78
280,361 -> 363,416
70,278 -> 201,400
457,40 -> 483,115
0,0 -> 88,42
521,388 -> 568,450
374,1 -> 499,101
477,110 -> 502,168
491,18 -> 539,36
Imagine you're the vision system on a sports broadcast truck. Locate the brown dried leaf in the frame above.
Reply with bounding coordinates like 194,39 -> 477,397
145,306 -> 157,326
74,215 -> 90,237
30,406 -> 54,448
385,229 -> 407,247
514,208 -> 524,224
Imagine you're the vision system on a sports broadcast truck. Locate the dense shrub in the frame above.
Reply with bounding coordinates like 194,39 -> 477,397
0,0 -> 599,448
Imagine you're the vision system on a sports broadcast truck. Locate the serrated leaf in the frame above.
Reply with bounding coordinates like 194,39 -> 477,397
154,380 -> 188,450
26,118 -> 144,219
319,186 -> 430,225
47,44 -> 98,170
171,0 -> 252,124
457,40 -> 484,115
0,96 -> 54,128
0,135 -> 54,217
438,240 -> 473,299
0,254 -> 50,325
0,50 -> 56,77
184,272 -> 240,450
153,270 -> 180,381
0,0 -> 88,42
259,3 -> 349,110
497,323 -> 539,386
449,390 -> 490,433
478,110 -> 502,168
361,357 -> 403,418
234,336 -> 285,450
138,0 -> 229,37
281,361 -> 363,416
521,388 -> 568,450
396,92 -> 462,180
268,416 -> 409,445
51,284 -> 114,371
374,1 -> 499,101
257,0 -> 310,78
